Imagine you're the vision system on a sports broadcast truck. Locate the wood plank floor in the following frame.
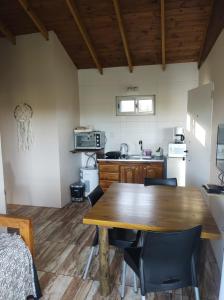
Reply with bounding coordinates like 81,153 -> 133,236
7,201 -> 221,300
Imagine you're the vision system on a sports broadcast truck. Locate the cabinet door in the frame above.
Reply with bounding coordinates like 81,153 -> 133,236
142,164 -> 163,181
120,165 -> 141,183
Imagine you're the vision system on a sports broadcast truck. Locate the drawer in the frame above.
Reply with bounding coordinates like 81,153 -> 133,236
100,180 -> 118,189
100,172 -> 120,181
142,162 -> 163,167
99,164 -> 119,173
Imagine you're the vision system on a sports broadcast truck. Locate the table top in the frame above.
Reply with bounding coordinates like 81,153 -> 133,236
83,183 -> 221,240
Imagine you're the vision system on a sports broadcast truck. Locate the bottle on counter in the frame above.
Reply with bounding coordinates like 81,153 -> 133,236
155,147 -> 163,157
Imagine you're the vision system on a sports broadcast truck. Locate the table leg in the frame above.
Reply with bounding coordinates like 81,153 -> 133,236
99,227 -> 111,296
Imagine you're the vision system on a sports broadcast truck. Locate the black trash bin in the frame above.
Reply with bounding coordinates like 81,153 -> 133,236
70,182 -> 85,202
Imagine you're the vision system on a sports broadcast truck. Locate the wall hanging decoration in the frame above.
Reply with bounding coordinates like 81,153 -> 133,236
14,103 -> 33,151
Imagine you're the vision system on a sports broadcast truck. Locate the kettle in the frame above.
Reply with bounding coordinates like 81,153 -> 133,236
120,143 -> 129,158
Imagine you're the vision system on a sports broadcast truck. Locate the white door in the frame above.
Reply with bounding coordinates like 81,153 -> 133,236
0,135 -> 6,213
186,83 -> 213,187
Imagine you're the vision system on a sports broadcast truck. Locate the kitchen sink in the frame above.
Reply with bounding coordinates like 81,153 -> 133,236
127,155 -> 153,160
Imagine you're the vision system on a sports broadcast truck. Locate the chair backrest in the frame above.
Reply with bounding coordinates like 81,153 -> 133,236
140,226 -> 202,293
144,177 -> 177,187
87,185 -> 104,207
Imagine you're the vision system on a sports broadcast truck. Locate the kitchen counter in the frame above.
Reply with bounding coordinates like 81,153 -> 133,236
97,157 -> 166,191
97,155 -> 165,163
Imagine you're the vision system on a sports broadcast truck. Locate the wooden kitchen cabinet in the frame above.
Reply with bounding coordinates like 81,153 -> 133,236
120,165 -> 141,184
99,163 -> 120,191
142,164 -> 163,181
99,164 -> 119,173
98,161 -> 164,191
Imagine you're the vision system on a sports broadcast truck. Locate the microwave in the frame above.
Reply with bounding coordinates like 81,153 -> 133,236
74,131 -> 106,150
168,143 -> 186,158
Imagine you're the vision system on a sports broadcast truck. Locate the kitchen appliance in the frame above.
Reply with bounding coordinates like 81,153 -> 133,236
167,143 -> 186,186
120,143 -> 128,158
70,182 -> 85,202
80,167 -> 99,197
74,131 -> 106,150
168,143 -> 186,158
174,127 -> 185,144
105,151 -> 121,159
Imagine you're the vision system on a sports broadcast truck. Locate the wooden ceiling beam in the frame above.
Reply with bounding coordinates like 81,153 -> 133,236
160,0 -> 166,70
65,0 -> 103,74
198,0 -> 224,68
18,0 -> 49,40
0,20 -> 16,45
112,0 -> 133,73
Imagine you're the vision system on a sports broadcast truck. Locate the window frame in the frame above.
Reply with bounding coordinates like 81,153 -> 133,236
116,95 -> 156,116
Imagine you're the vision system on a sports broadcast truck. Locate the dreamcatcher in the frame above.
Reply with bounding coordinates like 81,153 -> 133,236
14,103 -> 33,151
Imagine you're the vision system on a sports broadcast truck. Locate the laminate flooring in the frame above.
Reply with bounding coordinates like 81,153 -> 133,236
7,201 -> 220,300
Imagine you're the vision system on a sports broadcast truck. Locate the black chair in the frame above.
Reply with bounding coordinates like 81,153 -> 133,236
122,226 -> 202,300
83,185 -> 140,294
144,177 -> 177,187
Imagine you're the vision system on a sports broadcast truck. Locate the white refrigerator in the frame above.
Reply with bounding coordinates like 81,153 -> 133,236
167,143 -> 186,187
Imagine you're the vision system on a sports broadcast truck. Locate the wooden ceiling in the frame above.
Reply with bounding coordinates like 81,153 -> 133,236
0,0 -> 220,73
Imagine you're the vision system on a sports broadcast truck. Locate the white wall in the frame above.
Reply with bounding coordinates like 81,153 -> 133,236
53,34 -> 81,207
0,32 -> 81,208
199,30 -> 224,184
199,30 -> 224,300
79,64 -> 198,156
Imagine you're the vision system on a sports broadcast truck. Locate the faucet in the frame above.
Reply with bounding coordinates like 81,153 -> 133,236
139,140 -> 144,156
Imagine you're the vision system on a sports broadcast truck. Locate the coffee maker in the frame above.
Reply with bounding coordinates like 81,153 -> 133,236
174,127 -> 185,144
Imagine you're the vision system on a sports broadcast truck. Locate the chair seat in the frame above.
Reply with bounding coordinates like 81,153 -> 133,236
91,227 -> 139,249
109,228 -> 139,249
124,247 -> 141,275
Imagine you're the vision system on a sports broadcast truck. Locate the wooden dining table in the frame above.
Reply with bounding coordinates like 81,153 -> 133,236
83,183 -> 221,296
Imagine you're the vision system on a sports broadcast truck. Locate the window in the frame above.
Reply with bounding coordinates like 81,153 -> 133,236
116,95 -> 155,116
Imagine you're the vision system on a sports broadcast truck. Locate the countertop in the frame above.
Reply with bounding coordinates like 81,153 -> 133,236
97,155 -> 165,163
